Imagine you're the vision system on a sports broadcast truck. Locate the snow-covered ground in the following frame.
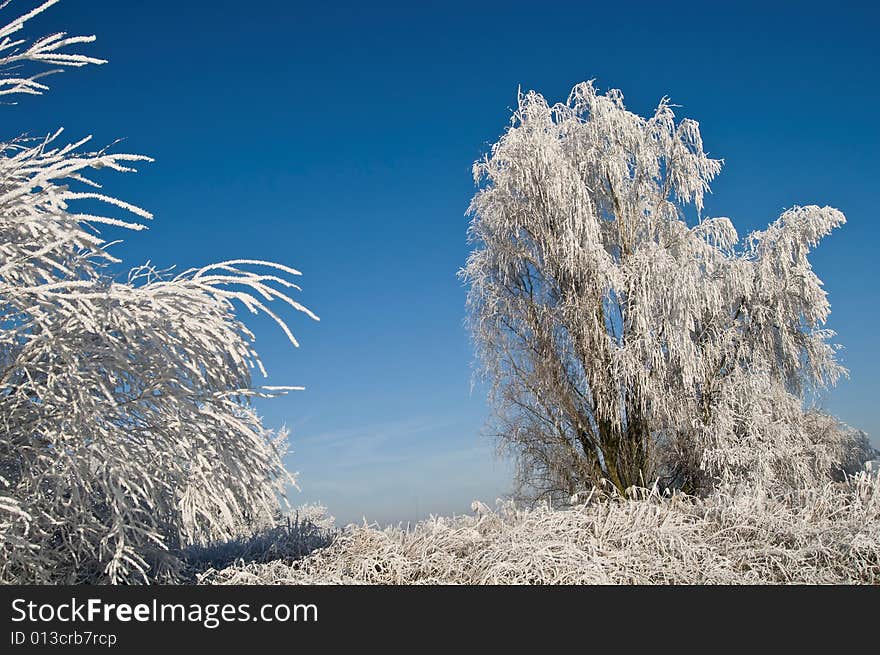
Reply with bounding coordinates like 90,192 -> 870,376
199,473 -> 880,585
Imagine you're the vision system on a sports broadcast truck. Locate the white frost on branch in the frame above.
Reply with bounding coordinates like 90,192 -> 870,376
0,0 -> 106,98
0,1 -> 317,584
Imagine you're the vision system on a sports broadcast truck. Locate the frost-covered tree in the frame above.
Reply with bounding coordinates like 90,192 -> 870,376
0,1 -> 317,583
463,81 -> 858,501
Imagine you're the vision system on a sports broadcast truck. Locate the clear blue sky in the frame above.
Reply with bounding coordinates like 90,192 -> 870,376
8,0 -> 878,525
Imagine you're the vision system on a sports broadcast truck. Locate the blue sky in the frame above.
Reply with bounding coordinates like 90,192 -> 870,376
8,0 -> 878,525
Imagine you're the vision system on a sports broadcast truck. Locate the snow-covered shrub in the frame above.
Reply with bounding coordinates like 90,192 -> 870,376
183,505 -> 337,579
0,1 -> 316,584
288,502 -> 337,532
462,81 -> 854,499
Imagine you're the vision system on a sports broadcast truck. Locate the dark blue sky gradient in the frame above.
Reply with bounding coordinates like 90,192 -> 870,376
8,0 -> 878,524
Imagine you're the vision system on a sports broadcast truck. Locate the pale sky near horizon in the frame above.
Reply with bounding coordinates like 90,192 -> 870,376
9,0 -> 878,525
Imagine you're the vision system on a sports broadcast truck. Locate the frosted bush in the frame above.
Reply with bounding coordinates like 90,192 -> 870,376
0,1 -> 315,584
183,507 -> 338,578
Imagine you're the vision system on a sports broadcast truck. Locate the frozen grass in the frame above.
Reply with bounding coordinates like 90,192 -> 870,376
181,504 -> 338,581
199,473 -> 880,585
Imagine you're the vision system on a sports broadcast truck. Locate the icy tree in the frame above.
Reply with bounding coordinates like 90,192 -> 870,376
0,1 -> 317,583
462,81 -> 857,501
